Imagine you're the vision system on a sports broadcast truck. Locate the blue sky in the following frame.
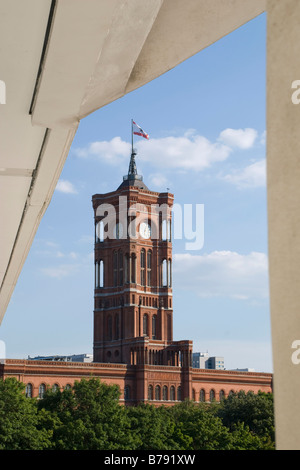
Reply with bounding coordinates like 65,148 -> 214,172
0,13 -> 272,372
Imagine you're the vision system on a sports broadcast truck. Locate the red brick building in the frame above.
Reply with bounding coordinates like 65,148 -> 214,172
0,150 -> 272,402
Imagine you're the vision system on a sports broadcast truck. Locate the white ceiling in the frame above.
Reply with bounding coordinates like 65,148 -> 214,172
0,0 -> 266,323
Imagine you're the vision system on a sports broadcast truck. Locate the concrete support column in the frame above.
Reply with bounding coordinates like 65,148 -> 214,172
267,0 -> 300,450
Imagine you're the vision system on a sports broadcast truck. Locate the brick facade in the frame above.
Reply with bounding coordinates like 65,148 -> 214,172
0,359 -> 272,403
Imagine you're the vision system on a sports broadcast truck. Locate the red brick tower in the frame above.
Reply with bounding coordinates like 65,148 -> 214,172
92,149 -> 193,401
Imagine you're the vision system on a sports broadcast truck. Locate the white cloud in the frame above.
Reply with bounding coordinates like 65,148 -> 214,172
72,128 -> 262,175
148,173 -> 169,189
223,159 -> 266,189
73,130 -> 234,172
173,250 -> 269,300
218,128 -> 258,149
56,179 -> 78,194
40,264 -> 81,280
136,131 -> 231,171
73,136 -> 130,164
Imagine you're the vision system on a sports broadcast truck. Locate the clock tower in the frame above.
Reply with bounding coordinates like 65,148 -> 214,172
92,148 -> 181,365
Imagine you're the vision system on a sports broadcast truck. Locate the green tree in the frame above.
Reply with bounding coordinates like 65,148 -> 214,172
0,378 -> 53,450
38,378 -> 134,450
126,403 -> 192,450
167,400 -> 233,450
217,391 -> 275,448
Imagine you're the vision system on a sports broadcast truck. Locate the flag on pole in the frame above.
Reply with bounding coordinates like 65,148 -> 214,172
132,121 -> 149,140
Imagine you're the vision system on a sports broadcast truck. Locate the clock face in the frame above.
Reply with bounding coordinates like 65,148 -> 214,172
139,222 -> 151,239
113,222 -> 123,239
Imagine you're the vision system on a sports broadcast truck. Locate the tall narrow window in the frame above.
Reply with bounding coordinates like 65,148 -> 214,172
124,386 -> 130,400
148,385 -> 153,401
168,219 -> 172,241
131,254 -> 136,283
38,384 -> 46,399
125,254 -> 129,283
25,383 -> 33,398
99,260 -> 104,288
163,385 -> 168,401
167,314 -> 172,341
155,385 -> 161,401
119,251 -> 123,285
113,251 -> 118,286
162,219 -> 167,240
162,218 -> 171,241
152,315 -> 157,339
170,386 -> 175,401
96,220 -> 104,243
162,259 -> 167,287
140,249 -> 145,286
177,386 -> 182,401
200,389 -> 206,402
147,250 -> 152,286
143,314 -> 148,336
168,259 -> 172,287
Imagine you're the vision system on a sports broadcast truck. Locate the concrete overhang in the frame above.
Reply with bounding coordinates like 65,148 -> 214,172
0,0 -> 266,323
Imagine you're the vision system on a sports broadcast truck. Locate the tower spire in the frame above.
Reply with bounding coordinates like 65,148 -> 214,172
117,120 -> 149,189
128,148 -> 137,176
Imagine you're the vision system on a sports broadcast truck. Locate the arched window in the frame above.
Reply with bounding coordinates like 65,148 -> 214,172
148,385 -> 153,401
219,390 -> 225,401
162,259 -> 167,286
147,250 -> 152,286
52,384 -> 59,393
95,260 -> 104,288
168,259 -> 172,287
155,385 -> 161,401
143,314 -> 148,336
99,260 -> 104,287
124,386 -> 130,400
113,251 -> 118,286
131,253 -> 136,283
119,251 -> 123,285
170,386 -> 175,401
96,220 -> 104,242
192,389 -> 196,401
25,383 -> 33,398
177,386 -> 182,401
140,249 -> 145,286
125,254 -> 129,283
65,384 -> 72,390
168,219 -> 172,241
167,314 -> 172,341
210,389 -> 216,402
38,383 -> 46,399
200,389 -> 206,402
162,219 -> 171,241
162,219 -> 167,240
162,385 -> 168,401
152,315 -> 157,339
